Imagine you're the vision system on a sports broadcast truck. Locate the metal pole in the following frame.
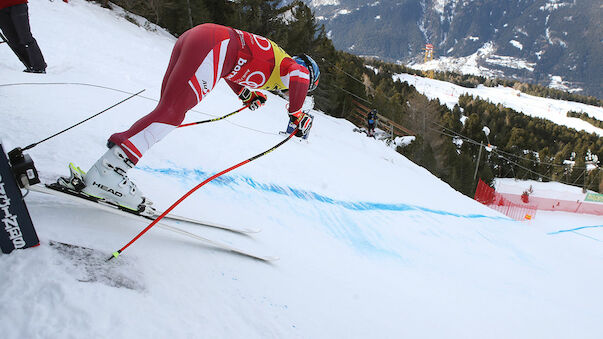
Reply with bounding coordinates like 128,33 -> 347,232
422,111 -> 426,154
186,0 -> 193,29
22,89 -> 145,151
473,142 -> 483,183
0,31 -> 29,69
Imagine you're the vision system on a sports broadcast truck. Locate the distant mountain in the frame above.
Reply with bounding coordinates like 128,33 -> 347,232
289,0 -> 603,99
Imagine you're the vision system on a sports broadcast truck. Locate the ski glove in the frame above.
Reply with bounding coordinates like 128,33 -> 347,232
238,88 -> 267,111
289,110 -> 313,137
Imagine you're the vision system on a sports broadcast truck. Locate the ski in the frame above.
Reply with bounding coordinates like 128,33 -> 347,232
163,213 -> 260,234
155,224 -> 279,262
32,183 -> 258,234
28,184 -> 278,261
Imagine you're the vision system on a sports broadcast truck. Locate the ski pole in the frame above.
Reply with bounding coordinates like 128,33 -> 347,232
177,105 -> 250,128
22,89 -> 145,151
108,128 -> 299,260
0,31 -> 30,69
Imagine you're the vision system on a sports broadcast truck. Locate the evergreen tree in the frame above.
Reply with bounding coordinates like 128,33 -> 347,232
102,0 -> 602,195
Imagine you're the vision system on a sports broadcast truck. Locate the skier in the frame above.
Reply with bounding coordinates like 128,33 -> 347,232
0,0 -> 47,73
367,109 -> 377,137
58,23 -> 320,216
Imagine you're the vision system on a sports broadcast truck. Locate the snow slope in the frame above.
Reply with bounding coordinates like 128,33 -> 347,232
394,73 -> 603,136
1,1 -> 602,338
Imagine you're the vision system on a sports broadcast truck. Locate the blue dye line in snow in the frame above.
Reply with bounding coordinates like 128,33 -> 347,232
140,166 -> 510,220
571,232 -> 602,242
548,225 -> 603,235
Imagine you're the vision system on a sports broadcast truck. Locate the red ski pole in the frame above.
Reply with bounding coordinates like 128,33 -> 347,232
108,128 -> 298,260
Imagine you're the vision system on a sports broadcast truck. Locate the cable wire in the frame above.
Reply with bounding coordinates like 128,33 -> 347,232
0,82 -> 282,135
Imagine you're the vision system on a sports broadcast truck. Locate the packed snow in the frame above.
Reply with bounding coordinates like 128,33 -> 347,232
509,40 -> 523,50
394,73 -> 603,136
540,1 -> 572,12
407,41 -> 579,90
310,0 -> 340,7
494,178 -> 595,201
1,1 -> 602,338
408,41 -> 498,77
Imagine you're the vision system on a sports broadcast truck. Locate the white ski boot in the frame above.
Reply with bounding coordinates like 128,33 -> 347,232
58,146 -> 156,216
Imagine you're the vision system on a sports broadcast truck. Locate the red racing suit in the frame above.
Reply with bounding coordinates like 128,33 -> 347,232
109,23 -> 310,164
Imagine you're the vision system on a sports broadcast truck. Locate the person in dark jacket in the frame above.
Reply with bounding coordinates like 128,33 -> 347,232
367,109 -> 377,137
0,0 -> 46,73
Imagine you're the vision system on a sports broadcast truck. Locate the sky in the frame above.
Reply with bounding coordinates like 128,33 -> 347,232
0,1 -> 602,338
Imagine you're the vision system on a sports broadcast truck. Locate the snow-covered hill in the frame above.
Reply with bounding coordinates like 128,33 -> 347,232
1,1 -> 602,338
392,73 -> 603,136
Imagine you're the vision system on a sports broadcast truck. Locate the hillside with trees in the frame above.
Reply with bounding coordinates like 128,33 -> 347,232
98,0 -> 602,195
290,0 -> 603,99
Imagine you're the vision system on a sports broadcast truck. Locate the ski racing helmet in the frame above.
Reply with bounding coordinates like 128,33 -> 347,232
293,54 -> 320,92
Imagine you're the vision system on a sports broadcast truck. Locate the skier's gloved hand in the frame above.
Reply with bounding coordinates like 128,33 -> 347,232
238,88 -> 267,111
288,110 -> 313,137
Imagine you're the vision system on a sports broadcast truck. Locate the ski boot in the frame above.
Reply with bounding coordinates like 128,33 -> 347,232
58,146 -> 156,217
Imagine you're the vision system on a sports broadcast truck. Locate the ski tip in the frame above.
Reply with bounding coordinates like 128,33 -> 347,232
243,228 -> 262,234
244,255 -> 280,262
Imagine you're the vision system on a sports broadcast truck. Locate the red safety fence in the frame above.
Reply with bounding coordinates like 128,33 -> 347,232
474,179 -> 537,221
494,192 -> 603,216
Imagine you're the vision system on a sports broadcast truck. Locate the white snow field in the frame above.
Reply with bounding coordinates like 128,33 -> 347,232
394,74 -> 603,137
0,1 -> 601,338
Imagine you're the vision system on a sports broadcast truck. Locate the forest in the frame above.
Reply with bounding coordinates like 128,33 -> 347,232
98,0 -> 602,195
